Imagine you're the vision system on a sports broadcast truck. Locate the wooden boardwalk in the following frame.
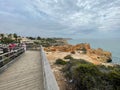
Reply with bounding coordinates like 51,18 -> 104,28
0,51 -> 44,90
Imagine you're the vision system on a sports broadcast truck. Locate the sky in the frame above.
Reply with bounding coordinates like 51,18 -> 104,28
0,0 -> 120,39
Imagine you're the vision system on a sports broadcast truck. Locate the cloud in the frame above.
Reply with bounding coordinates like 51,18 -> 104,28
0,0 -> 120,38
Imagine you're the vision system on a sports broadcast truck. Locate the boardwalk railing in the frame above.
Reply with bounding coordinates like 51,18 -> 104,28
40,46 -> 59,90
0,47 -> 25,68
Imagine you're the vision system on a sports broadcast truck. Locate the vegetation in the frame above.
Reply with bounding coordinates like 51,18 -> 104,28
13,33 -> 17,40
55,59 -> 67,65
64,55 -> 73,60
31,36 -> 66,47
0,34 -> 66,48
63,59 -> 120,90
27,37 -> 36,40
1,37 -> 15,44
71,51 -> 75,54
0,33 -> 19,44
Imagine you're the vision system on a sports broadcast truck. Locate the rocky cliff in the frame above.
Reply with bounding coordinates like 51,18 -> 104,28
44,43 -> 112,63
87,48 -> 112,62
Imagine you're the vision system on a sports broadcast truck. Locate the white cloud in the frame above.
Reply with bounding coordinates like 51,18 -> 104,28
0,0 -> 120,38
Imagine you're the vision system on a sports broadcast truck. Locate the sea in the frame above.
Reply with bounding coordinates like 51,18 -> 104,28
68,38 -> 120,64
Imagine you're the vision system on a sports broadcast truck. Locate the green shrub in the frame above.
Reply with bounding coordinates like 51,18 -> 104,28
63,58 -> 120,90
55,59 -> 67,65
107,70 -> 120,88
71,51 -> 75,54
64,55 -> 73,60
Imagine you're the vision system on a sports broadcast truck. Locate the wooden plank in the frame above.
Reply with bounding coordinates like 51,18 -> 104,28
0,51 -> 44,90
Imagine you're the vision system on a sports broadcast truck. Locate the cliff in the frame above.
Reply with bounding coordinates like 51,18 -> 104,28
44,43 -> 90,52
87,48 -> 112,63
44,43 -> 112,63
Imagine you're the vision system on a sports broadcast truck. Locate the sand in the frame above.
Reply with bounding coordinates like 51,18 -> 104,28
45,51 -> 102,90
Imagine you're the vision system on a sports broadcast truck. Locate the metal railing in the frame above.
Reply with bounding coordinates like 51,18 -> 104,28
0,47 -> 25,68
40,46 -> 59,90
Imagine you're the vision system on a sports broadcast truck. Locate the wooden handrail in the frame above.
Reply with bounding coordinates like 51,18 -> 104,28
40,46 -> 59,90
0,47 -> 25,67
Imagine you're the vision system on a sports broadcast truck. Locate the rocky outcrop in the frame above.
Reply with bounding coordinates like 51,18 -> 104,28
87,48 -> 112,63
44,43 -> 112,63
44,43 -> 91,52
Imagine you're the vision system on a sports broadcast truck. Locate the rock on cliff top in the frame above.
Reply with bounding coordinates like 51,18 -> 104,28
44,43 -> 112,63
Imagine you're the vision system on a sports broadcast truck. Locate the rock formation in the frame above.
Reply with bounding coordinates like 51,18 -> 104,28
87,48 -> 112,63
44,43 -> 112,63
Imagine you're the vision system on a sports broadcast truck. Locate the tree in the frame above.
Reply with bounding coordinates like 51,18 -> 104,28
1,37 -> 15,44
0,34 -> 4,39
8,34 -> 12,38
13,33 -> 17,38
17,36 -> 22,43
37,36 -> 41,40
27,37 -> 35,40
13,33 -> 18,42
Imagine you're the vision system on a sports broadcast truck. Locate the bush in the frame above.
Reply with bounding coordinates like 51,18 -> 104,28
64,55 -> 73,60
72,64 -> 102,86
107,70 -> 120,89
55,59 -> 67,65
71,51 -> 75,54
64,61 -> 102,90
63,59 -> 120,90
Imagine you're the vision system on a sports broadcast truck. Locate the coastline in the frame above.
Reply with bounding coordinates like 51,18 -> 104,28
67,38 -> 120,65
44,43 -> 120,66
45,44 -> 120,90
44,39 -> 120,90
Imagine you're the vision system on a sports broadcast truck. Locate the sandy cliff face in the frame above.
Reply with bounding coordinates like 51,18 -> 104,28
87,48 -> 112,63
44,43 -> 112,63
44,43 -> 90,52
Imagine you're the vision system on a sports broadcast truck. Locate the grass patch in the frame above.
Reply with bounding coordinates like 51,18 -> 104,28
64,55 -> 73,60
55,59 -> 67,65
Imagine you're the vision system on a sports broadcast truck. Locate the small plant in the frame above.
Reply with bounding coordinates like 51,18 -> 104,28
64,55 -> 73,60
55,59 -> 67,65
71,51 -> 75,54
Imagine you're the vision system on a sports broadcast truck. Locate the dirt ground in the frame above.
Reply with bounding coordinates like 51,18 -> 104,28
45,48 -> 115,90
46,51 -> 101,65
46,51 -> 75,90
45,51 -> 102,90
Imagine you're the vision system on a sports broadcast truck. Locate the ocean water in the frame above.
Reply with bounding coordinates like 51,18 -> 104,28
68,38 -> 120,64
